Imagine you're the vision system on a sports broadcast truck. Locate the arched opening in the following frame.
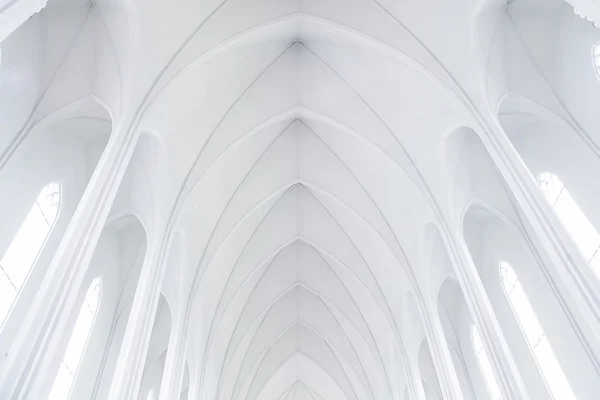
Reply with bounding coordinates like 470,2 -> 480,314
499,261 -> 576,400
498,96 -> 600,273
446,123 -> 600,399
83,215 -> 148,400
462,203 -> 596,398
436,277 -> 481,400
0,182 -> 60,326
48,276 -> 101,400
0,98 -> 112,363
424,222 -> 482,400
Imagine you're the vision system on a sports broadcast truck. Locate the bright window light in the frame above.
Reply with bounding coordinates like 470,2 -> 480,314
472,325 -> 502,400
538,172 -> 600,276
0,183 -> 61,327
500,261 -> 576,400
48,277 -> 101,400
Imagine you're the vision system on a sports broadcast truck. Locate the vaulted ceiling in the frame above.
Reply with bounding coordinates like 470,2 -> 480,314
136,1 -> 478,399
3,0 -> 585,398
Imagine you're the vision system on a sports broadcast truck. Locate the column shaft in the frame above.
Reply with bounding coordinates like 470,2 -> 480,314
483,120 -> 600,352
423,305 -> 465,400
445,231 -> 530,400
158,311 -> 189,400
107,239 -> 168,399
0,123 -> 140,399
408,358 -> 427,400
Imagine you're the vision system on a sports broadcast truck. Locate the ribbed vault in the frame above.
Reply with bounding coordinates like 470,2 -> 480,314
2,0 -> 599,399
139,1 -> 471,399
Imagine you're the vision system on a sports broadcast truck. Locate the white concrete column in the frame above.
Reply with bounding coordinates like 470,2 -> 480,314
158,311 -> 189,400
0,0 -> 48,43
0,121 -> 142,399
187,369 -> 200,400
407,358 -> 427,400
482,120 -> 600,356
444,230 -> 530,400
422,305 -> 465,400
107,236 -> 168,400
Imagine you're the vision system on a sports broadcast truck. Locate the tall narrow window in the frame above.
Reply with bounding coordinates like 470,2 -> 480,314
0,183 -> 61,326
593,42 -> 600,80
471,325 -> 502,400
48,277 -> 101,400
538,172 -> 600,275
500,261 -> 576,400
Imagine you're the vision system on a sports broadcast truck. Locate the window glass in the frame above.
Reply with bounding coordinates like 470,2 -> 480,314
500,261 -> 576,400
48,277 -> 101,400
472,325 -> 502,400
538,172 -> 600,276
0,183 -> 61,326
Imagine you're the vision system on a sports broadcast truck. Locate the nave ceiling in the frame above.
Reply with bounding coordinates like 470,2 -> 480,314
1,0 -> 597,398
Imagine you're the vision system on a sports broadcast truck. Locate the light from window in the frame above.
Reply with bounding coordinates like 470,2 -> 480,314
538,172 -> 600,276
147,390 -> 155,400
471,325 -> 502,400
500,261 -> 576,400
0,183 -> 61,327
48,277 -> 101,400
594,42 -> 600,80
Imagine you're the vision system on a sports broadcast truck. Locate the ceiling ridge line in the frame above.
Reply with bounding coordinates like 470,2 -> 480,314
301,190 -> 407,398
230,317 -> 306,400
189,119 -> 303,396
201,172 -> 414,319
213,232 -> 398,389
215,246 -> 300,399
303,245 -> 393,399
248,350 -> 349,400
232,310 -> 369,396
298,46 -> 446,396
222,283 -> 378,399
152,10 -> 463,119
